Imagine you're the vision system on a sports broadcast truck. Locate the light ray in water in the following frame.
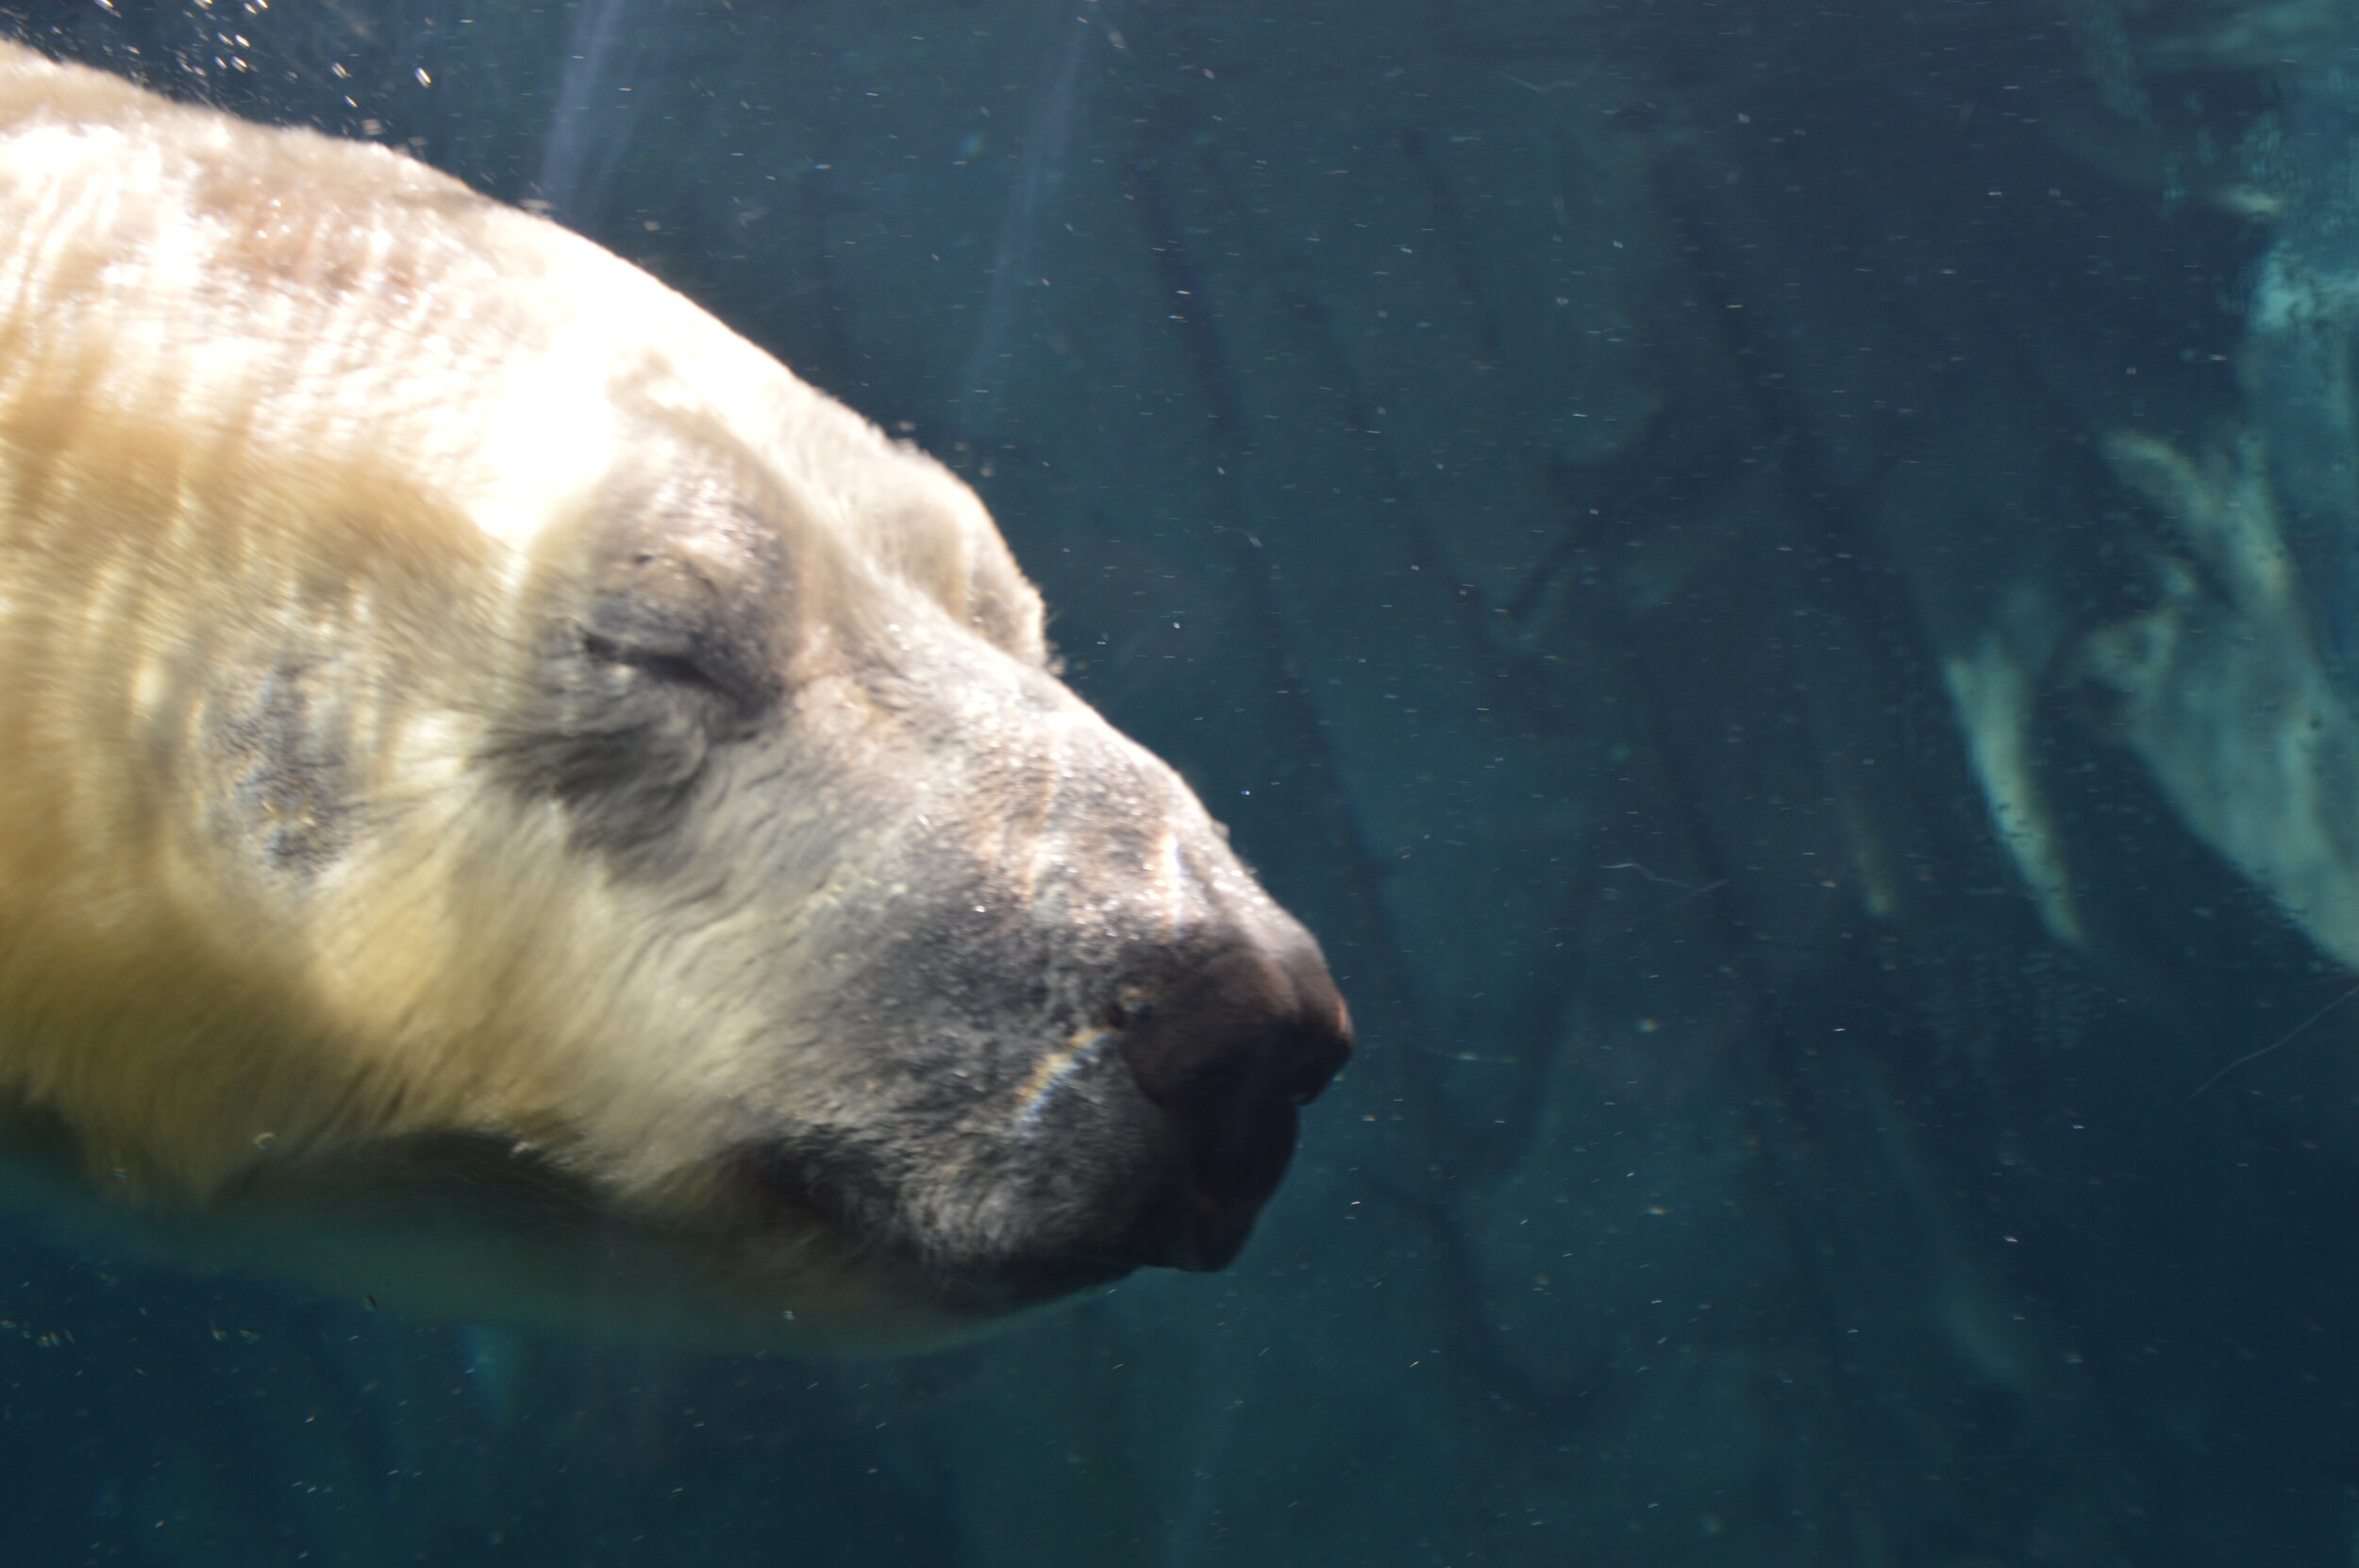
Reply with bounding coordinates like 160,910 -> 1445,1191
954,4 -> 1108,437
535,0 -> 648,228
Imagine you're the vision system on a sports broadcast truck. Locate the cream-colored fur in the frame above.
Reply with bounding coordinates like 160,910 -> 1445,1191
0,44 -> 1259,1349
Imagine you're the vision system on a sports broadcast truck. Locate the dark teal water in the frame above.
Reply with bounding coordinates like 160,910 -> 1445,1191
8,1 -> 2359,1562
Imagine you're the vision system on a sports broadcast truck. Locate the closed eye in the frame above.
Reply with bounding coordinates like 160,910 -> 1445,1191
581,631 -> 737,703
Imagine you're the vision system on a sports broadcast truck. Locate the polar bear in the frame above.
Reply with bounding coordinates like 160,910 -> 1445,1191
0,43 -> 1348,1349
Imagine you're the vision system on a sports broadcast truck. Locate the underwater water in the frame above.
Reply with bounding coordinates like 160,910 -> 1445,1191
6,0 -> 2359,1562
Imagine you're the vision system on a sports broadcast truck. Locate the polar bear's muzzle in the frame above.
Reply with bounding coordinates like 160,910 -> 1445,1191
728,914 -> 1352,1318
1106,941 -> 1351,1274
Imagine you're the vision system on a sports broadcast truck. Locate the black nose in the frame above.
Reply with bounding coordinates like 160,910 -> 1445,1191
1114,942 -> 1352,1271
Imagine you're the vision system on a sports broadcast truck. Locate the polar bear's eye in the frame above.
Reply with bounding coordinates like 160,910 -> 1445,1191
493,524 -> 785,854
578,624 -> 745,709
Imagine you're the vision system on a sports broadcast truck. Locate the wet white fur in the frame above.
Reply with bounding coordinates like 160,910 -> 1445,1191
0,43 -> 1123,1347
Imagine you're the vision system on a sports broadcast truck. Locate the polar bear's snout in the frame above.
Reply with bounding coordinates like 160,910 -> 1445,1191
706,755 -> 1354,1318
728,915 -> 1350,1315
1111,940 -> 1352,1273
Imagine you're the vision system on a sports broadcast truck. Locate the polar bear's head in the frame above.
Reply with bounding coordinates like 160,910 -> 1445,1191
422,398 -> 1356,1345
0,43 -> 1350,1349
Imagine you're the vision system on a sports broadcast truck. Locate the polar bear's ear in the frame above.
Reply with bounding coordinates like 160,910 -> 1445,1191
494,465 -> 791,851
843,445 -> 1048,665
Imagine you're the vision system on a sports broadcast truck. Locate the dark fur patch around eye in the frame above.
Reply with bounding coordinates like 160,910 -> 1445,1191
490,475 -> 789,857
497,633 -> 729,848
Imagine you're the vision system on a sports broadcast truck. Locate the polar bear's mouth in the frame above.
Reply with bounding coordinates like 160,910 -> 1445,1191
727,1132 -> 1145,1313
723,938 -> 1356,1312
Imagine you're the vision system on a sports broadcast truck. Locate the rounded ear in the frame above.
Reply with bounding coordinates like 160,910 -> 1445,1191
860,455 -> 1047,665
494,456 -> 792,851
